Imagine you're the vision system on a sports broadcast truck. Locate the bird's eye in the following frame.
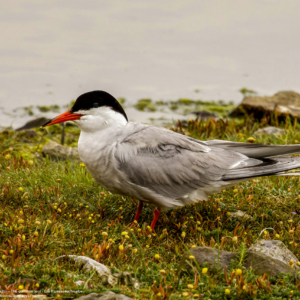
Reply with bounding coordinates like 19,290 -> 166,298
93,102 -> 99,108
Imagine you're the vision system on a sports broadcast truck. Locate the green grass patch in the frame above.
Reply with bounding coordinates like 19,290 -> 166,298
1,117 -> 300,298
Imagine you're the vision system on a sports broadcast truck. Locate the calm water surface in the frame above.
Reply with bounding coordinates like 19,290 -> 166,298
0,0 -> 300,127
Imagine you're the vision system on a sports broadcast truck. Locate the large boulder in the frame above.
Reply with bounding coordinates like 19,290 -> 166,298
179,245 -> 297,277
230,91 -> 300,119
178,247 -> 237,273
245,250 -> 297,277
249,239 -> 299,269
42,141 -> 80,161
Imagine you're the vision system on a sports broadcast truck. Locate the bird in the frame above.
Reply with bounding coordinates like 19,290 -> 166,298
43,90 -> 300,231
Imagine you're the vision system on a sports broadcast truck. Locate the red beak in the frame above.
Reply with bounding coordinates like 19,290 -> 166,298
42,110 -> 83,127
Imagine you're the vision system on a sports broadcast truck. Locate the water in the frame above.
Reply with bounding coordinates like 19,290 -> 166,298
1,0 -> 300,128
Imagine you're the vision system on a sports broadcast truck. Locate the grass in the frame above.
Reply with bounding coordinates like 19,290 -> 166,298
1,116 -> 300,299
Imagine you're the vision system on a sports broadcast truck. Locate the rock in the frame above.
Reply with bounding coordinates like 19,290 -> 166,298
245,250 -> 296,277
24,130 -> 38,138
42,141 -> 80,161
56,255 -> 139,288
230,210 -> 252,219
254,126 -> 285,136
249,239 -> 299,268
179,246 -> 298,277
15,117 -> 49,131
191,111 -> 217,119
178,247 -> 238,273
230,91 -> 300,119
76,291 -> 133,300
56,255 -> 111,277
101,272 -> 140,289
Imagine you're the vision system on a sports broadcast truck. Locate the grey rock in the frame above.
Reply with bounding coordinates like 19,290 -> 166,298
230,91 -> 300,119
230,210 -> 252,219
191,111 -> 217,119
102,272 -> 140,289
24,129 -> 38,138
56,255 -> 139,288
245,250 -> 296,277
15,117 -> 49,131
42,141 -> 80,161
179,246 -> 297,277
249,239 -> 299,268
56,255 -> 111,277
76,291 -> 133,300
254,126 -> 285,136
178,247 -> 238,273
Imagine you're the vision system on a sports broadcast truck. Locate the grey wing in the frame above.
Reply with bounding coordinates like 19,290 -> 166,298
204,139 -> 300,158
114,125 -> 248,202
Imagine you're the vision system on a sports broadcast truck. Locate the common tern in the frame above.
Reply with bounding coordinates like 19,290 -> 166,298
44,91 -> 300,231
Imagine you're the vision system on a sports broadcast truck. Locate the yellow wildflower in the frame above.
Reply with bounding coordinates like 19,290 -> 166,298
236,269 -> 242,275
182,292 -> 188,297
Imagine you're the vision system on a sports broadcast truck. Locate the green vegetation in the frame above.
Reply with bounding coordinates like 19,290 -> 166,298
134,99 -> 157,112
239,87 -> 257,97
37,105 -> 60,113
1,116 -> 300,299
133,98 -> 236,118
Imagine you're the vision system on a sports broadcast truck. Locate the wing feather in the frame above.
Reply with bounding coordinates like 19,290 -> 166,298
114,124 -> 247,201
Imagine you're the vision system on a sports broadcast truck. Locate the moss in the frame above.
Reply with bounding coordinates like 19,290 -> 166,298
134,99 -> 157,112
239,87 -> 257,97
37,105 -> 60,113
177,99 -> 195,105
170,104 -> 179,111
155,100 -> 168,105
23,107 -> 34,116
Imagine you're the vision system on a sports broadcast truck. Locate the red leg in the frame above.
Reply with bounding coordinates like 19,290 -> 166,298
129,200 -> 143,227
150,208 -> 161,232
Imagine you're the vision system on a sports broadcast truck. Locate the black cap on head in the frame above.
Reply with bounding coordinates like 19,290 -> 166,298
71,91 -> 128,121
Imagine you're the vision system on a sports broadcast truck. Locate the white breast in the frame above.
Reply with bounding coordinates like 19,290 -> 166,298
76,106 -> 128,192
